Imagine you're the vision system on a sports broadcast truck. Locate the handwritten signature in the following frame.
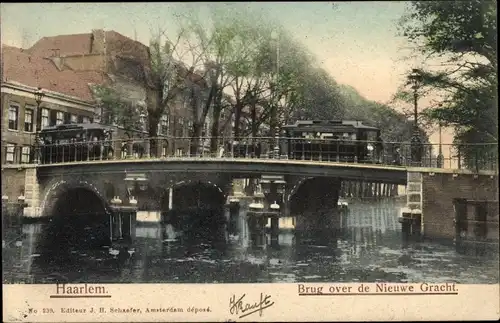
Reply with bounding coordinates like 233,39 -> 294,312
229,293 -> 275,319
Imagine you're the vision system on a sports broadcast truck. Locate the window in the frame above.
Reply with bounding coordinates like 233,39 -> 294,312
70,114 -> 77,124
82,116 -> 90,124
178,118 -> 184,137
160,115 -> 169,135
24,108 -> 34,132
6,144 -> 15,163
41,108 -> 50,129
8,105 -> 19,130
56,111 -> 64,125
21,146 -> 30,163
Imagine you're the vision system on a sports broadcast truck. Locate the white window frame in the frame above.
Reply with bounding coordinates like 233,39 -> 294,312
160,115 -> 169,135
8,104 -> 19,130
70,114 -> 78,124
56,111 -> 64,125
21,146 -> 31,163
82,116 -> 90,124
41,108 -> 50,129
24,107 -> 34,132
6,144 -> 15,163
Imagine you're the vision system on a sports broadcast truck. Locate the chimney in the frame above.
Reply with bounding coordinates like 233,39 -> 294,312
91,29 -> 106,54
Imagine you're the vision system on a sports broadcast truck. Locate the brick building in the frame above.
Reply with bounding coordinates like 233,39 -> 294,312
25,29 -> 217,149
1,45 -> 104,166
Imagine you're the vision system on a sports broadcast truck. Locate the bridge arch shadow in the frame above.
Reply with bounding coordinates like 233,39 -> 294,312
37,181 -> 111,255
289,177 -> 341,218
160,180 -> 227,240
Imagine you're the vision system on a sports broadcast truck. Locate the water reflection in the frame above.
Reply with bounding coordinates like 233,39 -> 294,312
2,199 -> 498,284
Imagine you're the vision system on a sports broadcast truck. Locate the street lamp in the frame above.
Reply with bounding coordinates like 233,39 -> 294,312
95,97 -> 103,124
408,69 -> 423,165
34,87 -> 45,164
436,105 -> 444,168
271,30 -> 281,159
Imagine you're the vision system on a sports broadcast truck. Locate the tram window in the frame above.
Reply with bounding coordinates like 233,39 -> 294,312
351,134 -> 357,140
366,131 -> 378,141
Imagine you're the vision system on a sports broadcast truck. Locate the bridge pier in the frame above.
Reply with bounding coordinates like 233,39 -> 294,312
247,212 -> 267,248
110,198 -> 137,246
226,198 -> 240,235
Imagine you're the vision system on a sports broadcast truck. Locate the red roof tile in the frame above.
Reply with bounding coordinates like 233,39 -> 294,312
1,45 -> 108,101
27,33 -> 93,58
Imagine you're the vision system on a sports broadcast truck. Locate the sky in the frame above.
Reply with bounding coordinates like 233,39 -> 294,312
1,2 -> 449,143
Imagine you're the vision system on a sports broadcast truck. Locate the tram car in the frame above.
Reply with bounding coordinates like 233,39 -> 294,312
282,120 -> 383,163
35,123 -> 115,164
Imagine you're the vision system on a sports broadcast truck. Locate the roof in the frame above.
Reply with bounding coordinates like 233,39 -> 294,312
1,45 -> 109,101
2,29 -> 208,101
39,122 -> 114,133
27,33 -> 94,57
283,120 -> 380,131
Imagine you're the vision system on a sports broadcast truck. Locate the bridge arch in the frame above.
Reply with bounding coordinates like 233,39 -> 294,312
289,176 -> 341,217
37,180 -> 112,252
40,179 -> 110,217
160,180 -> 226,211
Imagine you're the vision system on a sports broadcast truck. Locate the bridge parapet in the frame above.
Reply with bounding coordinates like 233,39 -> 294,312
12,136 -> 497,172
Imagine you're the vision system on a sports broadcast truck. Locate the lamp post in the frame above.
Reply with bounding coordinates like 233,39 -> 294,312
94,97 -> 103,124
271,30 -> 281,159
408,69 -> 423,165
110,196 -> 123,242
139,112 -> 150,158
437,115 -> 444,168
34,87 -> 45,164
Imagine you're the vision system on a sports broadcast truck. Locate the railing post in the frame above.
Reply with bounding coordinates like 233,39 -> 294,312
144,138 -> 151,158
457,146 -> 462,169
336,140 -> 340,162
127,140 -> 134,159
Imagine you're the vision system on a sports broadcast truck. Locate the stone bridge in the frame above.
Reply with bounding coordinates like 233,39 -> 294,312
2,156 -> 497,249
19,157 -> 407,218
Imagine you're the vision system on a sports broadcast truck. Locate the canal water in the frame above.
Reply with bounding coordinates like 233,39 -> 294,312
2,198 -> 498,284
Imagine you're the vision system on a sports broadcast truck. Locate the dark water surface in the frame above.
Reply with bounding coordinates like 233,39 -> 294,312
2,199 -> 498,284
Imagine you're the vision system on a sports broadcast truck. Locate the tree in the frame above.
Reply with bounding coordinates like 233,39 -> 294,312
92,85 -> 144,138
143,28 -> 203,156
396,0 -> 498,168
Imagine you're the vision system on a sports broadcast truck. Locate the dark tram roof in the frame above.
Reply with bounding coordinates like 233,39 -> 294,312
38,123 -> 114,133
283,120 -> 379,132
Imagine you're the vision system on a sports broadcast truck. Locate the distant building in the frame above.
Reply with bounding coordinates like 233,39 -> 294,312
25,29 -> 228,155
2,29 -> 235,165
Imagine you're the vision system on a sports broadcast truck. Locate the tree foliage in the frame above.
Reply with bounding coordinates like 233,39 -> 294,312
93,6 -> 421,157
396,0 -> 498,167
92,85 -> 144,138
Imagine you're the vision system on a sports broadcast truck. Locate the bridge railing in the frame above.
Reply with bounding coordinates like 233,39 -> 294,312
3,136 -> 497,172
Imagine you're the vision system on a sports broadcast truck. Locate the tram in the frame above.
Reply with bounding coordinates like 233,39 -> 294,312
35,123 -> 115,164
282,120 -> 383,163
